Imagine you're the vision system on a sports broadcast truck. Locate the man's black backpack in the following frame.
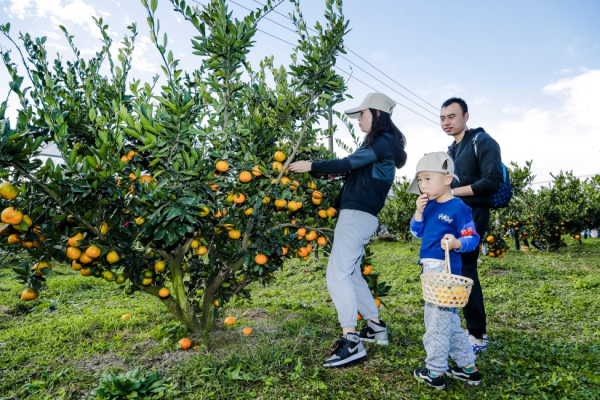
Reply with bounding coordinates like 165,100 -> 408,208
472,132 -> 513,209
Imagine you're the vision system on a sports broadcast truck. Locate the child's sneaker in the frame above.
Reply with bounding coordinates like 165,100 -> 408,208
322,333 -> 366,368
413,367 -> 445,389
358,319 -> 389,345
465,330 -> 489,353
445,366 -> 482,385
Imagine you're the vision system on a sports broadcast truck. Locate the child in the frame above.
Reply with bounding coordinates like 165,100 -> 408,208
406,152 -> 482,389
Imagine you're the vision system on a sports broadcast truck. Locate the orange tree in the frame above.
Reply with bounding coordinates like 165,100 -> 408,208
378,178 -> 415,246
0,0 -> 351,332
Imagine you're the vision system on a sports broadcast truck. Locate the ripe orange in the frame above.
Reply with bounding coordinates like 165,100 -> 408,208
32,262 -> 52,276
274,151 -> 286,162
287,200 -> 299,212
274,199 -> 287,208
127,149 -> 140,160
229,230 -> 241,240
374,298 -> 382,308
317,236 -> 327,246
7,233 -> 21,245
498,254 -> 504,258
281,247 -> 289,256
280,177 -> 291,186
262,197 -> 271,204
67,232 -> 84,247
129,173 -> 137,181
326,207 -> 336,217
255,254 -> 267,265
121,314 -> 131,320
120,155 -> 128,162
363,265 -> 372,275
196,246 -> 208,255
21,288 -> 39,301
0,182 -> 19,200
216,161 -> 229,172
239,171 -> 252,183
80,267 -> 92,276
155,261 -> 166,271
290,180 -> 300,190
72,261 -> 83,271
242,327 -> 253,336
272,161 -> 283,172
66,246 -> 82,260
302,256 -> 309,261
158,287 -> 170,298
486,235 -> 494,243
233,193 -> 245,204
139,174 -> 152,184
106,250 -> 120,264
191,239 -> 199,249
214,299 -> 220,307
244,207 -> 254,215
252,165 -> 263,176
312,197 -> 322,205
357,313 -> 362,321
142,277 -> 152,285
312,190 -> 323,199
224,316 -> 236,325
1,207 -> 23,225
308,181 -> 317,189
318,209 -> 327,219
178,338 -> 192,349
489,252 -> 496,258
297,228 -> 306,237
100,222 -> 109,235
298,247 -> 309,257
135,217 -> 145,225
79,253 -> 93,264
305,231 -> 318,241
209,183 -> 219,192
86,245 -> 101,259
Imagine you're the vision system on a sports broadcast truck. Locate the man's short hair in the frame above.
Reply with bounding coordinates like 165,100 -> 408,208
441,97 -> 468,115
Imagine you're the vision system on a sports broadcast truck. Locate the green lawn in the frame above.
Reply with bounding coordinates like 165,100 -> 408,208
1,239 -> 599,399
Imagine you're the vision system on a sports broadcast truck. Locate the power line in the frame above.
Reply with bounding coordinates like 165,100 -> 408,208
250,0 -> 439,112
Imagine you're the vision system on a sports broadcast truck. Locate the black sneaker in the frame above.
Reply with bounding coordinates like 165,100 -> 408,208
445,366 -> 482,386
322,333 -> 366,368
413,367 -> 445,389
358,319 -> 389,345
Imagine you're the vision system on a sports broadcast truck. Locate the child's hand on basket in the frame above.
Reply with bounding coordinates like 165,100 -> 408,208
441,234 -> 461,251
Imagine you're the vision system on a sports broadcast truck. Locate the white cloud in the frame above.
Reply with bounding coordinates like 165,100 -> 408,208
4,0 -> 111,38
491,69 -> 600,182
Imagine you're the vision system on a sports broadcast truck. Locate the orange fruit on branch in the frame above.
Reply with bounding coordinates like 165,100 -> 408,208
0,182 -> 19,200
274,199 -> 287,208
106,250 -> 120,264
486,235 -> 494,243
317,236 -> 327,246
72,261 -> 82,271
318,209 -> 327,219
21,288 -> 39,301
305,231 -> 318,241
66,246 -> 82,260
216,161 -> 229,172
326,207 -> 336,217
32,262 -> 52,276
68,233 -> 85,247
312,190 -> 323,200
272,161 -> 283,172
252,165 -> 263,176
297,228 -> 306,237
374,298 -> 382,308
229,230 -> 241,240
158,287 -> 170,298
79,253 -> 93,264
7,234 -> 21,245
233,193 -> 246,204
363,265 -> 372,275
1,207 -> 23,225
239,171 -> 252,183
274,151 -> 286,162
86,245 -> 101,259
196,246 -> 208,255
255,254 -> 267,265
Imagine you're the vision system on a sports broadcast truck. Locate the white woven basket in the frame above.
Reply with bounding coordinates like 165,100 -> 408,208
420,244 -> 474,308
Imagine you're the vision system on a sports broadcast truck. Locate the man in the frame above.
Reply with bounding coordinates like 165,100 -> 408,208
440,97 -> 503,353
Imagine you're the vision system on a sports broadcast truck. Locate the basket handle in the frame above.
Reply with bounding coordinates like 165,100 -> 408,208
444,239 -> 452,274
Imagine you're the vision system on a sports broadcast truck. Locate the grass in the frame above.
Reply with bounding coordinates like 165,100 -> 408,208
1,239 -> 599,399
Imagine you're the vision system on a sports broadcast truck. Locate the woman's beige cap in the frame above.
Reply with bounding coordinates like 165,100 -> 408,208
344,92 -> 395,119
407,152 -> 460,195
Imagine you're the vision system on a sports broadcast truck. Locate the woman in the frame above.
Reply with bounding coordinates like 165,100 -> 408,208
289,92 -> 407,367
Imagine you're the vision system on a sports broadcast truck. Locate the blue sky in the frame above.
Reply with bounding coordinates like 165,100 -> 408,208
1,0 -> 599,184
